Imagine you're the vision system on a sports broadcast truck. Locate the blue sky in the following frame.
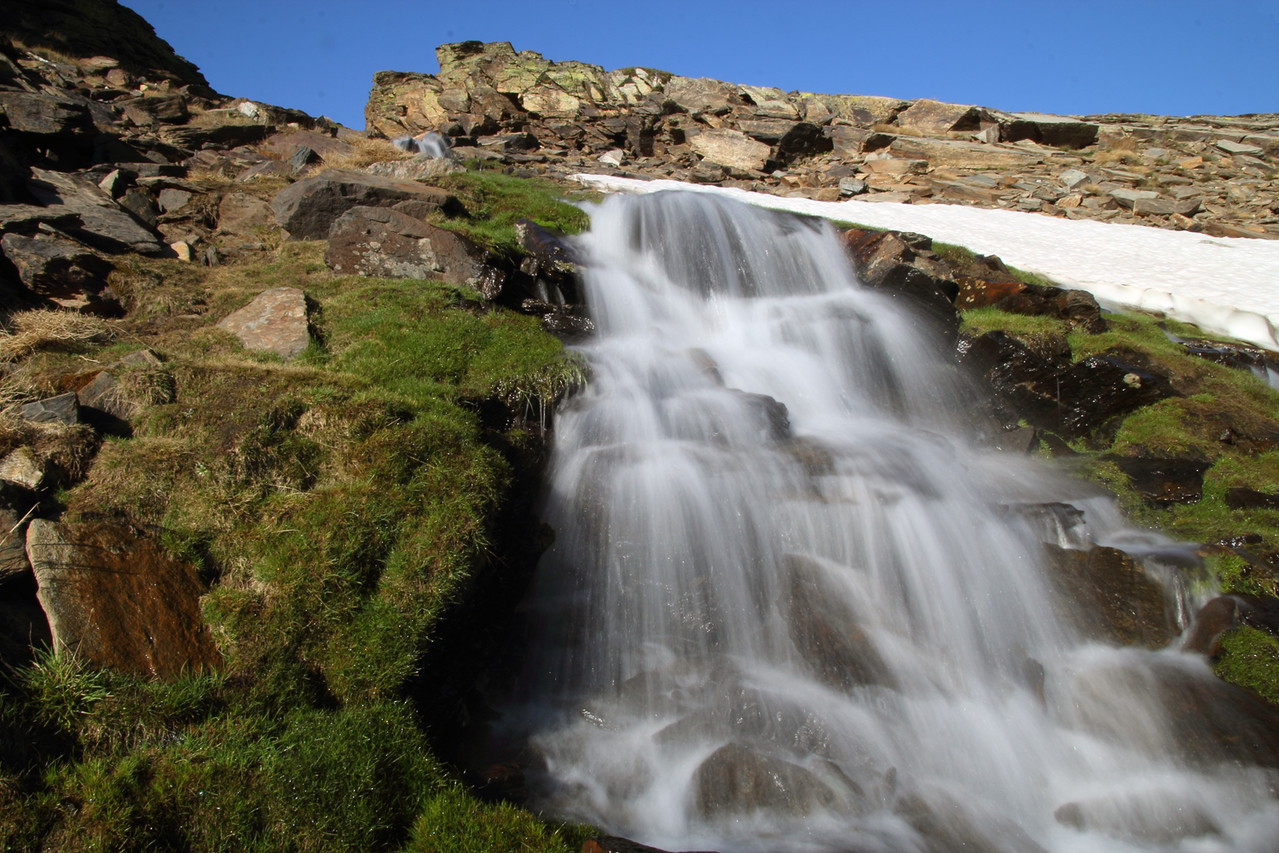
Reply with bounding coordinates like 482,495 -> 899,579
122,0 -> 1277,130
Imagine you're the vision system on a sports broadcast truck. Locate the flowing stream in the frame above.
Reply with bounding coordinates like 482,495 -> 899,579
509,190 -> 1279,852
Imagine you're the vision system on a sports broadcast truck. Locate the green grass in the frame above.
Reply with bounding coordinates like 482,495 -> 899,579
431,169 -> 592,259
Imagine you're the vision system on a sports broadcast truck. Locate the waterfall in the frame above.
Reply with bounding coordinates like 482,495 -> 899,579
509,190 -> 1279,852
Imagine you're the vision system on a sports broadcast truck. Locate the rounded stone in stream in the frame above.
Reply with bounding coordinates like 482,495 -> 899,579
691,743 -> 839,817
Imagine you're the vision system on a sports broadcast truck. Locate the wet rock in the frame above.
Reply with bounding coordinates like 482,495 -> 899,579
581,837 -> 710,853
217,286 -> 311,360
25,519 -> 219,677
898,790 -> 1049,853
692,742 -> 838,817
963,334 -> 1175,438
1225,487 -> 1279,510
732,391 -> 790,442
1042,543 -> 1177,648
1053,793 -> 1220,845
783,554 -> 895,690
1181,595 -> 1240,655
1115,455 -> 1210,505
271,169 -> 462,240
324,205 -> 509,298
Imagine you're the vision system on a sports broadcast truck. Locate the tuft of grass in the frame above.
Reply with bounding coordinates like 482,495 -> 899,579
18,648 -> 111,739
0,311 -> 111,362
319,135 -> 414,171
1212,626 -> 1279,705
404,784 -> 594,853
960,305 -> 1069,344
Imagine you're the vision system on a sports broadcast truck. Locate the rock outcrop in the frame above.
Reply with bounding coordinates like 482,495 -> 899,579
366,42 -> 1278,240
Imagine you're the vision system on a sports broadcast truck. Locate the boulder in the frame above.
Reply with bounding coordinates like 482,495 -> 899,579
215,191 -> 274,236
894,99 -> 993,135
692,742 -> 838,817
0,448 -> 46,492
271,169 -> 462,240
324,206 -> 508,298
25,520 -> 219,677
19,393 -> 80,426
0,91 -> 92,137
888,136 -> 1044,169
217,287 -> 311,360
663,76 -> 739,115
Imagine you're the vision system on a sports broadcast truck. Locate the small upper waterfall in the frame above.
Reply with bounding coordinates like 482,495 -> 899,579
509,190 -> 1279,852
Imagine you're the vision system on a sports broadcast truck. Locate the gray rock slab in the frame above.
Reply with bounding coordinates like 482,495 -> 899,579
0,231 -> 112,296
325,205 -> 506,296
19,393 -> 80,426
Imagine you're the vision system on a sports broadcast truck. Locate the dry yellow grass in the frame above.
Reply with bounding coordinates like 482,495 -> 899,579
0,311 -> 111,362
319,136 -> 414,171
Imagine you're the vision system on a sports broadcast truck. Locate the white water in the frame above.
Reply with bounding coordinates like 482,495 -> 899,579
514,191 -> 1279,852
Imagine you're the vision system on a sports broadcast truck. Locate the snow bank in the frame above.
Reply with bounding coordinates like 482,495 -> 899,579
573,174 -> 1279,352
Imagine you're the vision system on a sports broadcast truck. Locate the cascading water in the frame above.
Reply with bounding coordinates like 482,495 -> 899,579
509,190 -> 1279,852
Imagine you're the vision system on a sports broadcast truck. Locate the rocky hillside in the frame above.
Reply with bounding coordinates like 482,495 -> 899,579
367,41 -> 1279,240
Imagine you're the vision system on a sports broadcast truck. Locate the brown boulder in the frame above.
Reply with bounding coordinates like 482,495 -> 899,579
26,520 -> 219,677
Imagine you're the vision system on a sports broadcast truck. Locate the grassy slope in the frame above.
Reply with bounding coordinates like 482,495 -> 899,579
0,172 -> 592,851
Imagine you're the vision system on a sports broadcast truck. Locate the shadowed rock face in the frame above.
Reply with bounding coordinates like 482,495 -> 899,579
1,0 -> 212,93
26,519 -> 219,677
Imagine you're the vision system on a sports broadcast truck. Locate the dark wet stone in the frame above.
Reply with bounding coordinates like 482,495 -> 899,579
783,554 -> 895,689
1225,487 -> 1279,510
1115,456 -> 1210,505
